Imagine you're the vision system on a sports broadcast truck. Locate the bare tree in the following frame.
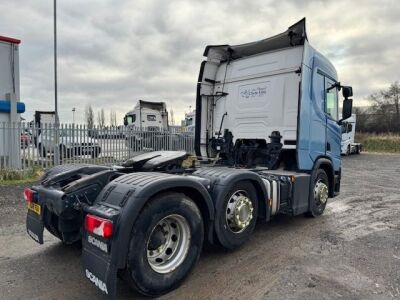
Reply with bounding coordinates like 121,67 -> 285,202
369,81 -> 400,132
352,107 -> 369,132
382,81 -> 400,129
85,104 -> 94,128
97,109 -> 105,127
170,109 -> 175,126
109,110 -> 117,126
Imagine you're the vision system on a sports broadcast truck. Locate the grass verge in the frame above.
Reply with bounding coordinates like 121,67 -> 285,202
356,133 -> 400,154
0,167 -> 44,186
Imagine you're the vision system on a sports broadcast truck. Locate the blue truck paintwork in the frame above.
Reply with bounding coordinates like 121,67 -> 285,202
297,41 -> 341,173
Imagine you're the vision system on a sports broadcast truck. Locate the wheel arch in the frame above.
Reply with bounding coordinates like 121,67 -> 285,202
312,157 -> 335,197
193,168 -> 269,221
204,175 -> 268,250
248,178 -> 268,221
101,174 -> 214,270
149,186 -> 215,245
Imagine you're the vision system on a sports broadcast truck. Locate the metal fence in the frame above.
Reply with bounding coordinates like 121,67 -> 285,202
0,122 -> 195,171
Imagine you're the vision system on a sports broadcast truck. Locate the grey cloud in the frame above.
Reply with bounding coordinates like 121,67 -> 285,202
0,0 -> 399,123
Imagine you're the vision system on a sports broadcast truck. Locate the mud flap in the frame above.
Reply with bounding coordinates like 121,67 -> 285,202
26,211 -> 44,244
82,247 -> 117,299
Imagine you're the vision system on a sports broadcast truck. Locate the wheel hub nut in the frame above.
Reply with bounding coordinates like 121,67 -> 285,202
226,192 -> 254,233
315,182 -> 328,204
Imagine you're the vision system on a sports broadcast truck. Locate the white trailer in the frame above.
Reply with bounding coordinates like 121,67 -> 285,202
341,114 -> 362,155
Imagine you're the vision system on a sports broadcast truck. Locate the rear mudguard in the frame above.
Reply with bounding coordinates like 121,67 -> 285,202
82,168 -> 270,297
82,172 -> 214,298
193,167 -> 270,220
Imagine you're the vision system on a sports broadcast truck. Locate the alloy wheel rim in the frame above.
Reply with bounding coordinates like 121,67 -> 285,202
147,214 -> 191,274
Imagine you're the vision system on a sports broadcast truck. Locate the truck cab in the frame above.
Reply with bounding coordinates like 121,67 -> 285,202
183,110 -> 196,133
195,18 -> 353,195
124,100 -> 168,131
341,114 -> 361,155
124,100 -> 170,150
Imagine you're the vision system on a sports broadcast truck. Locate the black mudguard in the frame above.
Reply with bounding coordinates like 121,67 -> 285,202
82,245 -> 118,298
82,172 -> 214,298
28,165 -> 119,245
193,167 -> 270,219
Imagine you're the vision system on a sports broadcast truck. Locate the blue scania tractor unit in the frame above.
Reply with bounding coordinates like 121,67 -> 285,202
24,18 -> 352,298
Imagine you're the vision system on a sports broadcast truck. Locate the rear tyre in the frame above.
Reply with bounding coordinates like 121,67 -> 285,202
306,169 -> 329,217
215,181 -> 258,250
124,192 -> 204,297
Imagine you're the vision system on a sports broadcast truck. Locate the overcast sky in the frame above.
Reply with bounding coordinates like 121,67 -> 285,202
1,0 -> 399,124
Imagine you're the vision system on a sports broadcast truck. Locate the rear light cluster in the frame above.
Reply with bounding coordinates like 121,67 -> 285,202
85,214 -> 113,238
24,188 -> 37,203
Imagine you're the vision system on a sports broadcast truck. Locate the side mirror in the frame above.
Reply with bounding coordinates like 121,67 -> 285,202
123,116 -> 128,126
341,98 -> 353,122
342,86 -> 353,99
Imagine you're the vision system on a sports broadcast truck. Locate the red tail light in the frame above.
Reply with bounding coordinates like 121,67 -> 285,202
24,188 -> 35,203
85,214 -> 113,238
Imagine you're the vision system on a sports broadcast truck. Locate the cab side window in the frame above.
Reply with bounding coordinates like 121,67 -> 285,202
147,115 -> 156,121
325,78 -> 339,120
347,123 -> 353,133
314,73 -> 326,112
127,114 -> 136,124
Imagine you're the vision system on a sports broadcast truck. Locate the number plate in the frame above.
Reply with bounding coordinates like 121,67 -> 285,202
27,202 -> 41,215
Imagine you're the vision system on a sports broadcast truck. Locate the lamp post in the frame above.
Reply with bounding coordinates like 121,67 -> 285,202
72,107 -> 76,124
54,0 -> 58,121
53,0 -> 60,164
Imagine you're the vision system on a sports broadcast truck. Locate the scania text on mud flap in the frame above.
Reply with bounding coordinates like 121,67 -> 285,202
25,18 -> 353,298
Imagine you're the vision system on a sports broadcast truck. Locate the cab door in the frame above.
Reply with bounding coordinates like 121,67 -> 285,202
309,72 -> 327,162
325,78 -> 341,171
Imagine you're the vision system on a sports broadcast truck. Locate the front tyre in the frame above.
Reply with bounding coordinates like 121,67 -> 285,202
306,169 -> 329,217
124,192 -> 204,297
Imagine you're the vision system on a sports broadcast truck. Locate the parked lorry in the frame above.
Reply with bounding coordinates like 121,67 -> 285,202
182,109 -> 196,133
123,100 -> 168,130
341,114 -> 361,155
124,100 -> 169,149
24,19 -> 353,298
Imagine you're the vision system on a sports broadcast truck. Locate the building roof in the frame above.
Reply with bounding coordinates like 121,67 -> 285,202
0,35 -> 21,45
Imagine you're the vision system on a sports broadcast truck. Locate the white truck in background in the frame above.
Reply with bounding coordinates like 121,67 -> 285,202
341,114 -> 362,155
182,109 -> 195,133
124,100 -> 169,150
123,100 -> 168,130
